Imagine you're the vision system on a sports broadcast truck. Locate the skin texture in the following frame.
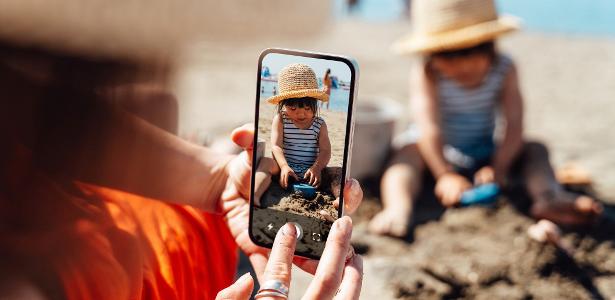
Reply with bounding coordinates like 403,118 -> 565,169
216,218 -> 363,300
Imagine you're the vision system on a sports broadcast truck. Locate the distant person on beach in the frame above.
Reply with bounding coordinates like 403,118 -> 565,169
272,85 -> 277,95
369,0 -> 603,237
0,2 -> 365,300
323,68 -> 333,110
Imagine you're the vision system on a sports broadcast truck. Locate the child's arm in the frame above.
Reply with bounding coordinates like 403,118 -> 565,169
412,65 -> 472,206
305,121 -> 331,187
271,114 -> 298,188
412,66 -> 452,178
492,64 -> 524,182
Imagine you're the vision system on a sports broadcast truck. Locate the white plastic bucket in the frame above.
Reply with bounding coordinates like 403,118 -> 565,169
350,97 -> 402,179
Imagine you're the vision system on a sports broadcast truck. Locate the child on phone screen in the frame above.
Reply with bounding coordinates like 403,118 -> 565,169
253,63 -> 331,205
368,0 -> 603,237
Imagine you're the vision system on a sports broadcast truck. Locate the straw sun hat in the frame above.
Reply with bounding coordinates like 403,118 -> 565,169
266,63 -> 329,105
392,0 -> 521,54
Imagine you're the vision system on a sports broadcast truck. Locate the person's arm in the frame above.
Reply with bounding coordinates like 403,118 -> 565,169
271,113 -> 290,170
492,64 -> 524,182
411,65 -> 452,179
412,65 -> 471,206
313,121 -> 331,170
271,113 -> 297,188
304,121 -> 330,186
35,97 -> 232,212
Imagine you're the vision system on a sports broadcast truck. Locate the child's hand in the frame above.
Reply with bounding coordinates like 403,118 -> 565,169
280,165 -> 299,189
304,166 -> 323,187
435,172 -> 472,207
474,166 -> 495,185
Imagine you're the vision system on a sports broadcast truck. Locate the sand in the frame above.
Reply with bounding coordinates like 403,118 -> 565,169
252,167 -> 340,259
173,18 -> 615,300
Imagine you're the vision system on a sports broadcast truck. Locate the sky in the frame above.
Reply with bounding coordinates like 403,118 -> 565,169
262,52 -> 353,82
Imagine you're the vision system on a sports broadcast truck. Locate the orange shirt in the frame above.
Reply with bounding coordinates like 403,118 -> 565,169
0,143 -> 238,300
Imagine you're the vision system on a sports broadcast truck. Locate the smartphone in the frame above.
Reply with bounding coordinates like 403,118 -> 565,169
249,48 -> 358,259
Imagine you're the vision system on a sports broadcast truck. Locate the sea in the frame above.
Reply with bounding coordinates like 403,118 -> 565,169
334,0 -> 615,37
260,80 -> 351,113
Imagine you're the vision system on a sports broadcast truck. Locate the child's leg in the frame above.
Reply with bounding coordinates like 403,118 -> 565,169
518,142 -> 602,225
253,157 -> 280,207
369,144 -> 424,237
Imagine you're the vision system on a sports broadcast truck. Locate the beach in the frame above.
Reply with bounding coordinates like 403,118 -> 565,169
174,18 -> 615,299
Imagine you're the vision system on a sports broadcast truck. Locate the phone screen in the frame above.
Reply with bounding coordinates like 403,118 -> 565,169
249,48 -> 357,259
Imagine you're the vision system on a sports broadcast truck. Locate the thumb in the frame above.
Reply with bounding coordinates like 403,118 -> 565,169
231,124 -> 254,151
216,273 -> 254,300
227,124 -> 254,198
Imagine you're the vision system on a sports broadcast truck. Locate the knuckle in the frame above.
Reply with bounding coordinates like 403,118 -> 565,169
266,261 -> 292,280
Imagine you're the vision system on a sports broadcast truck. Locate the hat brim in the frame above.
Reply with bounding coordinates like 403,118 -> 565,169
392,15 -> 521,55
266,89 -> 329,105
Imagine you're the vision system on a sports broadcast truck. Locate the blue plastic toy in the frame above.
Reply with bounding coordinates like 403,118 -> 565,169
460,183 -> 500,206
293,183 -> 317,199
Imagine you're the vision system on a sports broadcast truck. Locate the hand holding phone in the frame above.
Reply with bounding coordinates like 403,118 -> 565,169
217,217 -> 363,300
249,48 -> 359,259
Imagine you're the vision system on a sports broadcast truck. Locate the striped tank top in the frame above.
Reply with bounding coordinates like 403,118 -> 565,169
282,114 -> 324,177
438,54 -> 512,169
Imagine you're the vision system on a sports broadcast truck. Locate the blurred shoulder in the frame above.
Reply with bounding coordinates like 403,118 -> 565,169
497,53 -> 517,73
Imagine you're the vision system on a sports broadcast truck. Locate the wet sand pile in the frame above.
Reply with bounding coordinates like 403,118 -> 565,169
271,191 -> 338,220
352,196 -> 615,299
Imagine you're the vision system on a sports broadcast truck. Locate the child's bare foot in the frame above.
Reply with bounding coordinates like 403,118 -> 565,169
530,191 -> 603,226
368,209 -> 412,238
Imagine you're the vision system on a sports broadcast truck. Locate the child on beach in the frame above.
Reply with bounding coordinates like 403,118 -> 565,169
369,0 -> 603,237
254,63 -> 332,204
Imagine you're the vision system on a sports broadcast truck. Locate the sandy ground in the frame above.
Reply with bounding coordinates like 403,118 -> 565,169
173,18 -> 615,300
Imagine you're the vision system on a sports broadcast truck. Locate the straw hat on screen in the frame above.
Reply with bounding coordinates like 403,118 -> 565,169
0,0 -> 330,62
392,0 -> 521,54
266,63 -> 329,105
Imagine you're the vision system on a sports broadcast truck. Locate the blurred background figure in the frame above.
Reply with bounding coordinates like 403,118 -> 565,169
322,68 -> 333,110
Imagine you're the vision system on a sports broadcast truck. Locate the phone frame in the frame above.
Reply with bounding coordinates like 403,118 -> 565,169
248,48 -> 359,259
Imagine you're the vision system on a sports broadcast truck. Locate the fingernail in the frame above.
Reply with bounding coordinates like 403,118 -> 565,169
335,216 -> 352,236
349,179 -> 361,196
345,178 -> 354,188
281,223 -> 297,237
238,272 -> 252,283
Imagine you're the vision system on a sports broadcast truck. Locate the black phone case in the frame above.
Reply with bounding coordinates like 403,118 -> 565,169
248,48 -> 359,259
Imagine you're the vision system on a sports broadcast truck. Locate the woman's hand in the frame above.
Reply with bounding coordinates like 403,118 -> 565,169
220,124 -> 363,281
473,166 -> 495,185
216,217 -> 363,300
304,165 -> 323,187
435,172 -> 472,207
280,165 -> 299,189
